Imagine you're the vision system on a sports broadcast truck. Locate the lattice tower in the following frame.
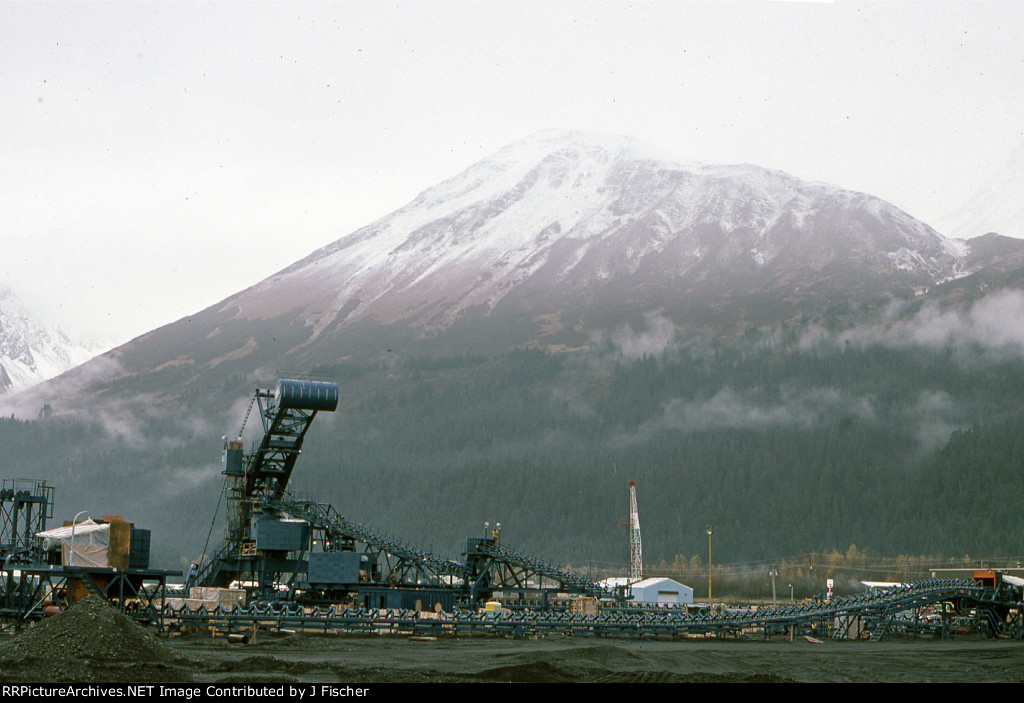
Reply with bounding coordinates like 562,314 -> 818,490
628,481 -> 642,582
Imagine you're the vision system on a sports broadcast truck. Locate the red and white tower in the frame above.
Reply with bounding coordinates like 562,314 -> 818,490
628,481 -> 642,582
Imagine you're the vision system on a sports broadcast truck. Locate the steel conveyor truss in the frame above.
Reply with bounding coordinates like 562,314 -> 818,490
164,578 -> 1024,642
239,381 -> 339,502
267,500 -> 618,605
269,499 -> 467,587
465,539 -> 618,604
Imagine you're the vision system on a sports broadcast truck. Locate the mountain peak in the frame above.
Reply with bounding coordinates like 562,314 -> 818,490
14,130 -> 1024,420
500,128 -> 701,167
201,132 -> 997,364
237,130 -> 968,348
0,285 -> 101,395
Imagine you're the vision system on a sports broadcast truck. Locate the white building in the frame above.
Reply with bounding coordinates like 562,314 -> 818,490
600,577 -> 694,605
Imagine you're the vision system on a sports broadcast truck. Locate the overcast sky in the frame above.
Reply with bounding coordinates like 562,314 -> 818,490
3,1 -> 1023,347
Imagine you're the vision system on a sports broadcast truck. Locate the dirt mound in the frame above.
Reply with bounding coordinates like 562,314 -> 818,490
0,596 -> 194,683
471,660 -> 578,683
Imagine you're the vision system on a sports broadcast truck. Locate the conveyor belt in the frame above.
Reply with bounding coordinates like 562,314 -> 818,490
162,579 -> 1024,641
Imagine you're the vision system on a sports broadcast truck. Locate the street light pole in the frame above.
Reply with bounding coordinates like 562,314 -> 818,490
705,525 -> 713,605
69,510 -> 90,568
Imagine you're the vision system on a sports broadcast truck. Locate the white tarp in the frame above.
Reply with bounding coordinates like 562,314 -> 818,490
37,519 -> 110,567
1002,574 -> 1024,587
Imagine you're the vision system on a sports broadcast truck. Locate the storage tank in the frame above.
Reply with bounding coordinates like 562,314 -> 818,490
274,379 -> 339,412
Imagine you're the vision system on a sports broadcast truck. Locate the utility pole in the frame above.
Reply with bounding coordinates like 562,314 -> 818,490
706,525 -> 713,605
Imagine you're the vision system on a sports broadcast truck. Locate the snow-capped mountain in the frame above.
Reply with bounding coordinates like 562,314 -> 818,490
0,286 -> 101,395
14,130 -> 1024,413
224,129 -> 976,350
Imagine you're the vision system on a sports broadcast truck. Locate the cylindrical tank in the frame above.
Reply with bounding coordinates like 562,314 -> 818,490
275,379 -> 339,412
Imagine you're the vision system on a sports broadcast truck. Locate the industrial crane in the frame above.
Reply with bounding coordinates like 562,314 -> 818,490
194,378 -> 619,608
195,379 -> 338,597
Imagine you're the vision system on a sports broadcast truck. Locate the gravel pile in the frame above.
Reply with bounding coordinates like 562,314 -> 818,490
0,596 -> 193,682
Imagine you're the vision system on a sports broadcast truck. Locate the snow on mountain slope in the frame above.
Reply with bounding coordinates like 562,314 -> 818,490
12,130 -> 1024,417
223,130 -> 968,343
0,286 -> 102,395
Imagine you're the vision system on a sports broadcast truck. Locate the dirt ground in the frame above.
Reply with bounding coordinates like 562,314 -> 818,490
168,631 -> 1024,684
2,599 -> 1023,683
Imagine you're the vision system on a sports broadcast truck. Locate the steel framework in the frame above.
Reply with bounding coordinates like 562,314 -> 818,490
198,379 -> 339,596
627,481 -> 641,582
0,478 -> 178,628
196,380 -> 627,608
0,479 -> 53,563
163,577 -> 1024,642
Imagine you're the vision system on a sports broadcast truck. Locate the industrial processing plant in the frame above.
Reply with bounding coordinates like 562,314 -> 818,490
1,379 -> 1022,643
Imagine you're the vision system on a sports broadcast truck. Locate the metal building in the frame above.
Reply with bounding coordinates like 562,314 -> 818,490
627,577 -> 694,605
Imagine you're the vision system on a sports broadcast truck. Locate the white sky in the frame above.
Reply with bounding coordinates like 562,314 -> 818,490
2,0 -> 1023,346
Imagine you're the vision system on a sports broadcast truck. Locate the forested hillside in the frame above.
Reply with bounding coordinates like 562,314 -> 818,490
6,325 -> 1020,573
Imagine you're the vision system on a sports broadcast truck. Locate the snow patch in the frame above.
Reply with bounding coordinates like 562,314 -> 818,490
0,285 -> 104,394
